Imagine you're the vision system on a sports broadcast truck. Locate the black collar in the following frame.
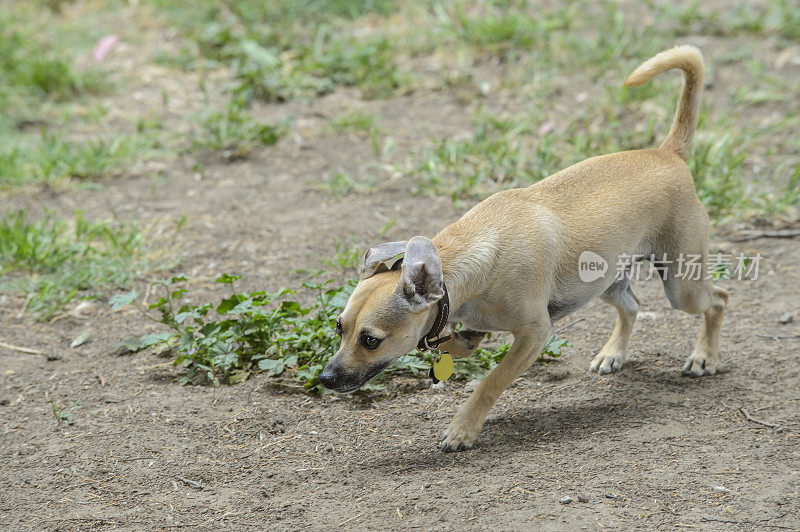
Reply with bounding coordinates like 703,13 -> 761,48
417,283 -> 451,351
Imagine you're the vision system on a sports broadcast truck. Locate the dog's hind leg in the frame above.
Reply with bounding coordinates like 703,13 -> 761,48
589,275 -> 640,375
658,230 -> 729,376
663,273 -> 728,376
440,312 -> 552,452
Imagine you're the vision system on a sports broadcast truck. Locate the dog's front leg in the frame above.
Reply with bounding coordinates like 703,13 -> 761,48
440,319 -> 552,452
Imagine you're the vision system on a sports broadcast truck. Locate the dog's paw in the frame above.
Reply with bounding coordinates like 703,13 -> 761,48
440,414 -> 482,453
681,352 -> 717,377
589,351 -> 624,375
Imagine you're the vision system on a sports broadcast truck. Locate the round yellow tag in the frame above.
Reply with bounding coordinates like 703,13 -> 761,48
432,352 -> 454,382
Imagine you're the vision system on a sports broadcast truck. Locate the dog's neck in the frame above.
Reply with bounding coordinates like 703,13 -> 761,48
429,230 -> 496,326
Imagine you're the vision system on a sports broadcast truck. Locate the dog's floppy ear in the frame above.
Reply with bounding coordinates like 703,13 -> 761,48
360,241 -> 407,280
397,236 -> 444,310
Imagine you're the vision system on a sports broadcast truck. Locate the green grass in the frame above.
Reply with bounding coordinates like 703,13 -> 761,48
410,106 -> 645,201
440,1 -> 576,56
0,4 -> 137,191
152,0 -> 409,101
0,10 -> 106,110
690,131 -> 748,218
327,110 -> 379,135
191,93 -> 287,158
410,101 -> 799,218
0,210 -> 178,319
0,132 -> 140,188
50,399 -> 81,424
145,0 -> 799,220
670,0 -> 800,40
321,238 -> 362,272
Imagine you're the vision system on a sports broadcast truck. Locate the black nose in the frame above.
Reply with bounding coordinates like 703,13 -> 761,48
318,367 -> 338,389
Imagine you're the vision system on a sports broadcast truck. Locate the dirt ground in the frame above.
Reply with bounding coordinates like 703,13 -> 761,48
2,4 -> 800,531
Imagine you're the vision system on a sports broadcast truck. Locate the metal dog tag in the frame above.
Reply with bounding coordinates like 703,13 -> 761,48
431,351 -> 454,382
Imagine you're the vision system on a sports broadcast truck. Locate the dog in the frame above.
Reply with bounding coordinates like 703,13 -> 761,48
319,46 -> 729,452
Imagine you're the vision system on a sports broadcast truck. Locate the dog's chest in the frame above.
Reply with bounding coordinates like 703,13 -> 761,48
449,298 -> 503,332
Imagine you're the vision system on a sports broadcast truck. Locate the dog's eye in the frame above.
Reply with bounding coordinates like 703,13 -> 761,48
359,333 -> 382,350
335,318 -> 343,337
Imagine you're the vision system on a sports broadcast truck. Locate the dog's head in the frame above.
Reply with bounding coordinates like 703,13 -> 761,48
319,236 -> 444,392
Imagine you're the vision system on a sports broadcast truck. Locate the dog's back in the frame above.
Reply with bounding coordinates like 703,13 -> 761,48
435,46 -> 710,313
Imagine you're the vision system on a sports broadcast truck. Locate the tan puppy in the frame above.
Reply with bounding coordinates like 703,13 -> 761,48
319,46 -> 729,452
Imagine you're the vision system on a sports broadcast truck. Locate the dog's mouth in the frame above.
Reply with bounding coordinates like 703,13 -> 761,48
321,359 -> 391,392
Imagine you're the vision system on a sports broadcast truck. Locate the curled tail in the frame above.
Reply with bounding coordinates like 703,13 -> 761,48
624,45 -> 704,160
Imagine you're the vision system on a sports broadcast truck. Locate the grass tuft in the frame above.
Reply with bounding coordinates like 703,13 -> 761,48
0,210 -> 178,319
191,93 -> 287,158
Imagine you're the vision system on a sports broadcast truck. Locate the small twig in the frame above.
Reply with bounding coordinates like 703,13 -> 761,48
143,282 -> 152,308
756,333 -> 800,341
554,318 -> 585,334
175,475 -> 205,490
62,481 -> 93,491
16,295 -> 31,319
739,407 -> 784,431
730,229 -> 800,242
338,513 -> 363,527
0,340 -> 44,356
701,511 -> 791,529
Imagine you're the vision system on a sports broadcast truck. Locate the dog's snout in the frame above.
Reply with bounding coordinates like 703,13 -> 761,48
318,366 -> 339,389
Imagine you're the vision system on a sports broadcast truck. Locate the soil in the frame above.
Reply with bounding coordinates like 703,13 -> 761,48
2,3 -> 800,531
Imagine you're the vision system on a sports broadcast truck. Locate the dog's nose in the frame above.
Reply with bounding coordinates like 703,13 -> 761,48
318,367 -> 338,389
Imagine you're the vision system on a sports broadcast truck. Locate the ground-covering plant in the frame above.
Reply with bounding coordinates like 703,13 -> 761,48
411,97 -> 797,218
0,210 -> 177,319
0,133 -> 140,187
50,399 -> 81,424
152,0 -> 407,101
112,273 -> 567,393
0,5 -> 136,189
191,93 -> 287,158
0,10 -> 105,109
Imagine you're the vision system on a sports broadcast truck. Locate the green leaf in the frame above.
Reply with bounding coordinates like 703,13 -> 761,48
229,370 -> 251,384
115,331 -> 172,353
109,290 -> 138,310
140,331 -> 173,346
257,358 -> 285,376
215,273 -> 242,285
217,295 -> 244,314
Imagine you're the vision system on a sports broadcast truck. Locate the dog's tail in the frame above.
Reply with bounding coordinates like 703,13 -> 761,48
624,45 -> 704,161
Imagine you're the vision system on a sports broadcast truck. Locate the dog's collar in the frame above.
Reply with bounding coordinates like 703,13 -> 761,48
417,283 -> 451,351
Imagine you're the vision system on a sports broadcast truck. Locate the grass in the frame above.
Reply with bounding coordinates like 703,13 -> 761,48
152,0 -> 409,101
327,110 -> 379,135
0,10 -> 105,110
145,0 -> 798,218
50,399 -> 81,424
0,133 -> 140,188
411,104 -> 798,216
191,93 -> 287,158
319,170 -> 367,195
409,105 -> 645,201
0,210 -> 178,319
669,0 -> 800,40
0,4 -> 140,190
321,238 -> 362,272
